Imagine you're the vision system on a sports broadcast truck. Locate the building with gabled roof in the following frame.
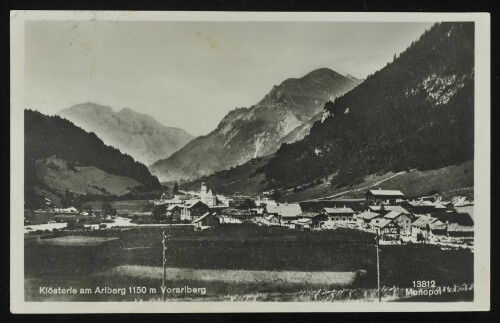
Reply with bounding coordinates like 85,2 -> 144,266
266,203 -> 302,224
166,204 -> 182,221
366,189 -> 405,204
411,215 -> 446,239
383,210 -> 413,235
264,214 -> 280,225
321,207 -> 355,222
370,218 -> 401,241
192,212 -> 220,229
445,223 -> 474,239
356,211 -> 381,229
180,200 -> 209,221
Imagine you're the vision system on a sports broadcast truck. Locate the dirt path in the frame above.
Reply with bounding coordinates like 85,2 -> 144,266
323,171 -> 406,199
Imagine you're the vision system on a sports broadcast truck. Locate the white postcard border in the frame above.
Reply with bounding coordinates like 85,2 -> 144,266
10,10 -> 490,313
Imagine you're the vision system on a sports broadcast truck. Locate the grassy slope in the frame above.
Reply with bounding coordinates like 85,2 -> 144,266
40,164 -> 143,196
180,158 -> 473,202
283,160 -> 473,202
180,154 -> 274,196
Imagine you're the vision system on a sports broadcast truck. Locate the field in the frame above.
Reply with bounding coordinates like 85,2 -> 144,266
283,160 -> 474,202
25,224 -> 473,302
83,199 -> 152,214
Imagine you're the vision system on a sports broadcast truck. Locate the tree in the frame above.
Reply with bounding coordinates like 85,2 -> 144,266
152,204 -> 167,222
102,201 -> 117,217
83,205 -> 93,217
173,182 -> 179,195
271,190 -> 282,201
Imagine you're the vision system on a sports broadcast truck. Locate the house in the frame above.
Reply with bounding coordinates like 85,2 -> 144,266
384,211 -> 413,235
181,200 -> 210,221
370,218 -> 401,241
403,200 -> 438,215
293,218 -> 313,230
366,189 -> 404,204
53,207 -> 79,214
298,212 -> 328,228
192,212 -> 220,229
254,198 -> 277,216
321,207 -> 356,222
166,204 -> 182,221
356,211 -> 381,229
264,214 -> 280,225
411,215 -> 447,240
266,203 -> 303,224
446,223 -> 474,239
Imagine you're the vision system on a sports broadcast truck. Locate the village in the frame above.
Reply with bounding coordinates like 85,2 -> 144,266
24,181 -> 474,250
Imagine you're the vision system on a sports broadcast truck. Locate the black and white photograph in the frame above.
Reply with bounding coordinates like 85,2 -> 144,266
10,11 -> 490,313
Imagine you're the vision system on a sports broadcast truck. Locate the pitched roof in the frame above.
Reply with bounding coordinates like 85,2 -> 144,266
322,207 -> 355,214
280,204 -> 303,218
357,211 -> 380,220
167,204 -> 181,211
368,189 -> 404,197
267,204 -> 302,218
369,205 -> 410,214
412,216 -> 443,228
192,212 -> 214,223
446,223 -> 474,232
187,200 -> 207,209
384,211 -> 404,219
265,214 -> 276,221
371,218 -> 398,229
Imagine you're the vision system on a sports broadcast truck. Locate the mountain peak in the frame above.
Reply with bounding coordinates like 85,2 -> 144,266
56,103 -> 195,165
63,102 -> 113,114
303,68 -> 342,79
150,66 -> 360,182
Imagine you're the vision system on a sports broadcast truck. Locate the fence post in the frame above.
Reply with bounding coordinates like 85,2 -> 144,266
376,231 -> 381,302
162,230 -> 166,301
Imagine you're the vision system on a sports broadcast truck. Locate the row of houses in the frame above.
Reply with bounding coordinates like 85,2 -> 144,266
154,185 -> 474,243
256,190 -> 473,243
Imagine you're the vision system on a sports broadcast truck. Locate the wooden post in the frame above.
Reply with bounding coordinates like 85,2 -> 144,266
162,230 -> 166,301
376,230 -> 381,302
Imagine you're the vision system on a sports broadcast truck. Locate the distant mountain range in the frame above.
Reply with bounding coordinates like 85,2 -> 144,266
261,22 -> 474,189
150,68 -> 362,182
57,102 -> 194,165
25,110 -> 161,208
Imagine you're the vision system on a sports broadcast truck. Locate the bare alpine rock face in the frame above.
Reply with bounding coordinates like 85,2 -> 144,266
150,68 -> 361,182
57,103 -> 195,166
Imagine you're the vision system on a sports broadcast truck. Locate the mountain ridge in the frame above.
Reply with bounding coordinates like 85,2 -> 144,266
24,109 -> 161,208
261,22 -> 474,189
57,102 -> 195,165
150,68 -> 361,182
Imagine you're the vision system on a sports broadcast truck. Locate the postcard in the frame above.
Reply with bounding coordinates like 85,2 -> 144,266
10,10 -> 490,313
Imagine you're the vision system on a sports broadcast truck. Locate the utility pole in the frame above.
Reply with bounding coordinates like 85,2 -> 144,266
161,231 -> 172,301
162,230 -> 166,301
376,230 -> 381,302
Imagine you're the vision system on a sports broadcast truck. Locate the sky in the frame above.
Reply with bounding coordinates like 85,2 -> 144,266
25,20 -> 434,136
